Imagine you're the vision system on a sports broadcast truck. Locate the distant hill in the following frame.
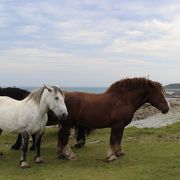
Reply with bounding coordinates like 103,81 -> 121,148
164,83 -> 180,89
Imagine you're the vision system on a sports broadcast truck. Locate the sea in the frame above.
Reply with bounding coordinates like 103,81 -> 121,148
20,87 -> 107,93
20,86 -> 179,94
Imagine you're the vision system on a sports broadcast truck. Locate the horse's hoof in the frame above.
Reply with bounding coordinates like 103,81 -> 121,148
20,161 -> 30,168
68,155 -> 77,160
116,151 -> 125,157
30,146 -> 35,151
69,157 -> 77,160
0,152 -> 3,156
58,154 -> 66,160
11,146 -> 20,150
107,154 -> 117,162
34,157 -> 44,163
74,143 -> 84,148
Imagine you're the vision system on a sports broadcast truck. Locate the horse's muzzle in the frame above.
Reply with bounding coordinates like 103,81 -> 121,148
161,106 -> 169,114
59,113 -> 68,121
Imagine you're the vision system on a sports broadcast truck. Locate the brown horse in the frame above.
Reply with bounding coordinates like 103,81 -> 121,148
58,77 -> 170,162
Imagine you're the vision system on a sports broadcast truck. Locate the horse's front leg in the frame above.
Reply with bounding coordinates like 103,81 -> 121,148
20,132 -> 29,168
57,127 -> 76,160
34,131 -> 44,164
107,123 -> 125,162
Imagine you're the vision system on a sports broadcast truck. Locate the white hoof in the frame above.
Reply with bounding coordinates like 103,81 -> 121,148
107,154 -> 117,162
68,153 -> 77,160
20,161 -> 30,168
116,150 -> 125,157
35,157 -> 44,164
63,145 -> 77,160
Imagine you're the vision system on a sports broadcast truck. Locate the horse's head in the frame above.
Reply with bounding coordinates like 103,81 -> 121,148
147,85 -> 170,114
43,85 -> 68,121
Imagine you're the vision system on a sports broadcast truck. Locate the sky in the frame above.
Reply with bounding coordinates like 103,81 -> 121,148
0,0 -> 180,87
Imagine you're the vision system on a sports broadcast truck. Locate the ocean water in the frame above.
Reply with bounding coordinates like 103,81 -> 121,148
20,87 -> 106,93
20,87 -> 179,94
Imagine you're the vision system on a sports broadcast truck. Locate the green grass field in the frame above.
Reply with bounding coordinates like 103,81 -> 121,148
0,122 -> 180,180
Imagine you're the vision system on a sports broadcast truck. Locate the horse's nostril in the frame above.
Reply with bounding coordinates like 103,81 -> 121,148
61,113 -> 67,120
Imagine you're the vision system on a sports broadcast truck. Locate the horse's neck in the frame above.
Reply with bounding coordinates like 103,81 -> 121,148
23,90 -> 49,117
39,91 -> 49,116
126,89 -> 148,112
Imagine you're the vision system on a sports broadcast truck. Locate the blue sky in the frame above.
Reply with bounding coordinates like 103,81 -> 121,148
0,0 -> 180,87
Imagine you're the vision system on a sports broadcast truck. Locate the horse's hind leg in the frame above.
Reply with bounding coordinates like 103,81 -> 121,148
20,132 -> 30,168
75,126 -> 86,148
34,131 -> 44,164
107,124 -> 125,162
11,134 -> 22,150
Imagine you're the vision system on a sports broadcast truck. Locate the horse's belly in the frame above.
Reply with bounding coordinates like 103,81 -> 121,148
0,107 -> 20,132
77,116 -> 110,128
19,117 -> 47,134
0,119 -> 19,132
32,119 -> 47,134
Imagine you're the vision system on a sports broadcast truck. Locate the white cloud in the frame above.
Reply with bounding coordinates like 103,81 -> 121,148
17,25 -> 40,34
0,0 -> 180,86
104,15 -> 180,61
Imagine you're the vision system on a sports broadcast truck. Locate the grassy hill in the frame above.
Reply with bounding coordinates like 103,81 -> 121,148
165,83 -> 180,89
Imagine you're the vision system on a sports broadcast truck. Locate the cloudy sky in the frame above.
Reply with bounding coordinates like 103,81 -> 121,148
0,0 -> 180,87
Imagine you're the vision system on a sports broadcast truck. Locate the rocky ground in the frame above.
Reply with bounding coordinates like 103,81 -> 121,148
129,97 -> 180,128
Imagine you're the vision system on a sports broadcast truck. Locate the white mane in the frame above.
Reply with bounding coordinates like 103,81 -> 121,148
25,87 -> 45,104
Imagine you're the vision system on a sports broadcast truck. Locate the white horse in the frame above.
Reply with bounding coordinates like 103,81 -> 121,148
0,85 -> 68,168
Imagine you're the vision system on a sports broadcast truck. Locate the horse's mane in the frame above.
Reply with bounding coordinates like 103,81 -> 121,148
26,86 -> 63,104
106,77 -> 163,93
26,87 -> 45,104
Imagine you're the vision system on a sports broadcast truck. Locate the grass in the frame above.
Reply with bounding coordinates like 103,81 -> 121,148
0,122 -> 180,180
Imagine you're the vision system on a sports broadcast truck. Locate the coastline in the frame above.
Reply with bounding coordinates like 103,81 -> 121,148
129,98 -> 180,128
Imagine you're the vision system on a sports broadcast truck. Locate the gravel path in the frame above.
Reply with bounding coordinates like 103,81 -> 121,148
128,99 -> 180,128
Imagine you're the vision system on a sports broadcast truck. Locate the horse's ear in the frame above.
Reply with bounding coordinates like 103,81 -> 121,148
43,84 -> 52,92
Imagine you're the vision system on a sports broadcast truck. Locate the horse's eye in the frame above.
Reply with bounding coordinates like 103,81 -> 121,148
55,97 -> 59,100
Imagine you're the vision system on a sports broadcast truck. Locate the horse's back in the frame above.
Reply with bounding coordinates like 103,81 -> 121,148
66,92 -> 110,112
0,95 -> 20,102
